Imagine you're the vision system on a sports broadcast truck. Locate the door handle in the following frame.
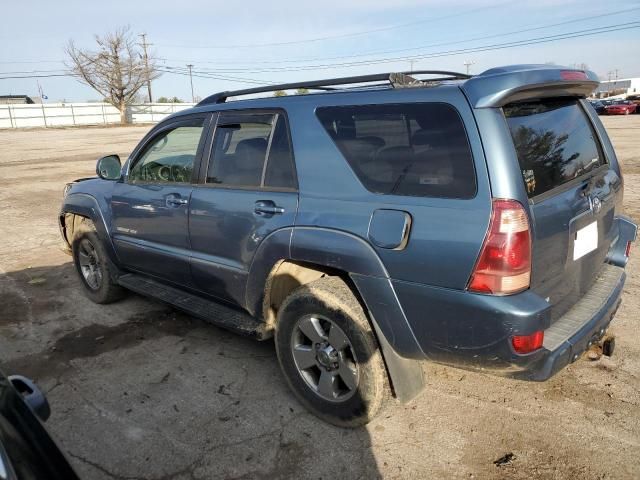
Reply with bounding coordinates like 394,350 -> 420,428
166,194 -> 188,207
254,200 -> 285,216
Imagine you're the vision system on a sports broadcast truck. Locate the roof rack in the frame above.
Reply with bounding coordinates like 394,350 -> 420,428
197,70 -> 471,106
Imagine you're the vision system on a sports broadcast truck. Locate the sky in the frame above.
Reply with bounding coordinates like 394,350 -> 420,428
1,0 -> 639,102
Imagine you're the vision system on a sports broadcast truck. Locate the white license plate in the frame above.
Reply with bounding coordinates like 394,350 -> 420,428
573,221 -> 598,261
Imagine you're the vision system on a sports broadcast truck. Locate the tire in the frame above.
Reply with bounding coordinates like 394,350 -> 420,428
275,276 -> 390,427
71,218 -> 125,304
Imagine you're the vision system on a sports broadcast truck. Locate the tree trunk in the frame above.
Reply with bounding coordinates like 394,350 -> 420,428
119,99 -> 128,124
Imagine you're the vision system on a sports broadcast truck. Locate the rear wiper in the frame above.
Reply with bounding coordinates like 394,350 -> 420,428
580,172 -> 599,197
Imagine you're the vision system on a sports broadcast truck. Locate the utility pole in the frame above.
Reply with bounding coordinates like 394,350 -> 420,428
463,60 -> 475,75
409,60 -> 416,72
186,64 -> 195,103
37,81 -> 47,127
138,33 -> 153,103
607,69 -> 620,96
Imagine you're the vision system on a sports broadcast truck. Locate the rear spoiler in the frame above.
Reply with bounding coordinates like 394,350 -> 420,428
461,64 -> 599,108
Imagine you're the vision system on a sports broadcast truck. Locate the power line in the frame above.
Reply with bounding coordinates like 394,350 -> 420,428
0,60 -> 64,65
0,68 -> 69,75
161,22 -> 640,74
3,23 -> 637,83
156,0 -> 515,49
4,5 -> 637,71
0,66 -> 273,85
158,67 -> 273,85
166,6 -> 640,66
2,21 -> 638,86
0,73 -> 74,80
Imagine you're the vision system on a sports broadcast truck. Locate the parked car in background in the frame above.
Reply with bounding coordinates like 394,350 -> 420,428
588,99 -> 606,114
604,100 -> 636,115
0,372 -> 79,479
59,64 -> 637,426
626,94 -> 640,112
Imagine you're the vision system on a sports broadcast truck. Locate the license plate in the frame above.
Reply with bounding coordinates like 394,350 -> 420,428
574,221 -> 598,260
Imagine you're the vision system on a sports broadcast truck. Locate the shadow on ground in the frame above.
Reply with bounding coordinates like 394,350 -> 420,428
0,262 -> 383,479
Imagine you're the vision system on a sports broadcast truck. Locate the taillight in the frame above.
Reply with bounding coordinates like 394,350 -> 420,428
512,331 -> 544,354
625,241 -> 632,258
468,199 -> 531,295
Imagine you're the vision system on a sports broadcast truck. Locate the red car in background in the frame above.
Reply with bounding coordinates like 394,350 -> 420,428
627,94 -> 640,113
604,100 -> 637,115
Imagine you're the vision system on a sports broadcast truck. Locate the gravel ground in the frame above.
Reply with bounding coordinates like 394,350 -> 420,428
0,117 -> 639,479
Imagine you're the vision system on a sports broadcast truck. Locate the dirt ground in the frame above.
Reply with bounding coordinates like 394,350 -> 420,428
1,118 -> 639,480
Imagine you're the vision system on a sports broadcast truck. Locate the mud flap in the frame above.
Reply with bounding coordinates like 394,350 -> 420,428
370,318 -> 425,404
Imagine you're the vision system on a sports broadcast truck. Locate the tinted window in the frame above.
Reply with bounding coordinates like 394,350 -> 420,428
130,121 -> 204,183
207,112 -> 296,189
504,99 -> 604,198
316,103 -> 476,198
207,113 -> 272,187
264,115 -> 297,189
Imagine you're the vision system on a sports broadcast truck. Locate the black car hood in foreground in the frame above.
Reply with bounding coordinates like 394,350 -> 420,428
0,372 -> 79,480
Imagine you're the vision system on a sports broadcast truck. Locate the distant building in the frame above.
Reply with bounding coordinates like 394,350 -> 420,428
594,78 -> 640,98
0,95 -> 35,104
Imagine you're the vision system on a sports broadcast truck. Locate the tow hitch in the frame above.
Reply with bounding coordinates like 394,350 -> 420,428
587,335 -> 616,361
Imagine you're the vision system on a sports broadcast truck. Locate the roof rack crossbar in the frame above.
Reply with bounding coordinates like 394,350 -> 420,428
197,70 -> 470,106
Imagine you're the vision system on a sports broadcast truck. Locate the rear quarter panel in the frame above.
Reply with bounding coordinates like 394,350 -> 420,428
286,87 -> 491,289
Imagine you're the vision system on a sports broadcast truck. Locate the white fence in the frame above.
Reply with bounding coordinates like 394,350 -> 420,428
0,102 -> 196,129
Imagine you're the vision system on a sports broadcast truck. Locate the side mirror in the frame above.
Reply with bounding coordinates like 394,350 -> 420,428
8,375 -> 51,422
96,155 -> 122,180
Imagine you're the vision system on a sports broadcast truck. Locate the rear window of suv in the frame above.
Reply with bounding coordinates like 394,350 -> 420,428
503,98 -> 605,198
316,103 -> 476,199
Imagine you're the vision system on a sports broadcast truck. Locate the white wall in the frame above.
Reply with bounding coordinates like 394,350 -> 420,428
0,102 -> 196,129
596,78 -> 640,97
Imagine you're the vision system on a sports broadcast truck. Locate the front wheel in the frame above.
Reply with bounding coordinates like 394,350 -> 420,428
72,219 -> 125,304
275,277 -> 390,427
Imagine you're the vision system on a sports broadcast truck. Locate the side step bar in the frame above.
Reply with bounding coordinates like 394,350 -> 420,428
118,274 -> 273,340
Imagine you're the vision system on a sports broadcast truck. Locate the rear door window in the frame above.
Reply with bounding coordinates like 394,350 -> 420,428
316,103 -> 476,199
503,99 -> 605,198
207,113 -> 272,187
207,112 -> 297,189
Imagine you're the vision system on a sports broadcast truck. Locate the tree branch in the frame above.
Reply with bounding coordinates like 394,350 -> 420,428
65,26 -> 161,123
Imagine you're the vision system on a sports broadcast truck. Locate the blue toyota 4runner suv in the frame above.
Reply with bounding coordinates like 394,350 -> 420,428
59,65 -> 637,427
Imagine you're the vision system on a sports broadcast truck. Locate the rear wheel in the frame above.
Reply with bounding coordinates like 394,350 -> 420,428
275,276 -> 390,427
72,219 -> 125,304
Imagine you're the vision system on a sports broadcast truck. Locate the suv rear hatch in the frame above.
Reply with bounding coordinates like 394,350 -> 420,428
502,97 -> 622,321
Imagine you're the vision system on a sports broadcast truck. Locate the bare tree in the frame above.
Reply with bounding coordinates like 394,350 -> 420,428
66,26 -> 160,124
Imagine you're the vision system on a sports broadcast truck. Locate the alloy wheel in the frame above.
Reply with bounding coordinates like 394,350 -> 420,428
290,314 -> 359,402
77,239 -> 102,290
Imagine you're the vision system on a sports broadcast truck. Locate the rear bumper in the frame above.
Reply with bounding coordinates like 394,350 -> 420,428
392,263 -> 627,380
513,265 -> 624,380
